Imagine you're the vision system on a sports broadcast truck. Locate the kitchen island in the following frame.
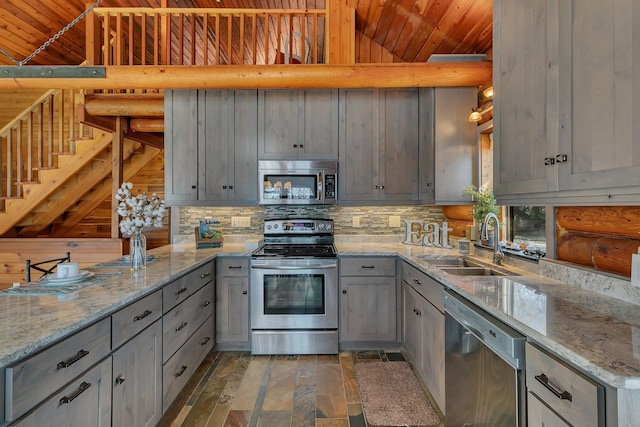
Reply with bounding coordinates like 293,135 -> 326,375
1,240 -> 639,425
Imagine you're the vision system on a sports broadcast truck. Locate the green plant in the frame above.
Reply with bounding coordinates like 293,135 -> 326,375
462,185 -> 499,225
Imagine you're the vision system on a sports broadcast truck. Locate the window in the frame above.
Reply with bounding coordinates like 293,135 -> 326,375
508,206 -> 546,253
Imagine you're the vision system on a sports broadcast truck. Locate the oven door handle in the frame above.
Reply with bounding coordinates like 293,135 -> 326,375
251,264 -> 337,270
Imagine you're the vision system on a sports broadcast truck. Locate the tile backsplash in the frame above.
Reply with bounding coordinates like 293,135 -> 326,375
178,205 -> 445,236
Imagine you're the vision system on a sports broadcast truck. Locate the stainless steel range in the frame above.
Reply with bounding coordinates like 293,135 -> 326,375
250,218 -> 338,355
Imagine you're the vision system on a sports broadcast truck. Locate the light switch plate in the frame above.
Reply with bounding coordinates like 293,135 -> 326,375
231,216 -> 251,227
352,216 -> 361,228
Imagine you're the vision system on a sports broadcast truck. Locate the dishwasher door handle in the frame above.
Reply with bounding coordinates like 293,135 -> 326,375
251,264 -> 337,270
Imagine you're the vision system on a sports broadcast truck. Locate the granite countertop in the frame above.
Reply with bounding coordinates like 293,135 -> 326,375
2,239 -> 640,392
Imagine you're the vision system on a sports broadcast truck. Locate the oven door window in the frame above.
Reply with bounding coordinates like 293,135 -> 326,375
263,274 -> 325,315
262,174 -> 318,200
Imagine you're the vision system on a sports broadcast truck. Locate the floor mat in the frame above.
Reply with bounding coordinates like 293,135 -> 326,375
355,361 -> 441,426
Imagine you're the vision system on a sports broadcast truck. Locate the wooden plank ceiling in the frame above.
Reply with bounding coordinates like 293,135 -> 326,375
0,0 -> 492,127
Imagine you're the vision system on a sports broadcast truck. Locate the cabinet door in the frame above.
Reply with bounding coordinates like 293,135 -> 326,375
339,88 -> 379,201
165,90 -> 199,203
199,89 -> 231,201
402,282 -> 422,365
527,392 -> 570,427
14,357 -> 112,427
299,89 -> 339,159
112,320 -> 162,427
340,276 -> 397,342
420,297 -> 445,413
378,88 -> 420,201
434,87 -> 478,203
419,88 -> 436,203
229,90 -> 258,202
216,276 -> 250,347
493,0 -> 561,196
560,1 -> 640,191
258,89 -> 300,159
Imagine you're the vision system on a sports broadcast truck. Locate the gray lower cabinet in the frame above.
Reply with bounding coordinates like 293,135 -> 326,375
112,319 -> 162,427
216,258 -> 250,350
401,262 -> 445,413
527,393 -> 570,427
526,342 -> 604,427
5,318 -> 111,423
12,357 -> 112,427
339,257 -> 398,347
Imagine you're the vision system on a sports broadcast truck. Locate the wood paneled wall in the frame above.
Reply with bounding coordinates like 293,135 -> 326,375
556,206 -> 640,277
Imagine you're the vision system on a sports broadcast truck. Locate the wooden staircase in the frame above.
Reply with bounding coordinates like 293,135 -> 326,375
0,88 -> 163,239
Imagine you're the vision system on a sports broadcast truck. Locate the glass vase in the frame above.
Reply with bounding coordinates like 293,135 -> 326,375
129,231 -> 147,271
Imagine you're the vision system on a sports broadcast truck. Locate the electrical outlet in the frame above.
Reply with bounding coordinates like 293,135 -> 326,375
389,216 -> 401,227
231,216 -> 251,227
352,216 -> 361,228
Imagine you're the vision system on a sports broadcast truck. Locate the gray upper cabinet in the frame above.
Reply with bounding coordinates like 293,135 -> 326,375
165,90 -> 199,204
339,88 -> 421,203
432,87 -> 477,204
199,90 -> 258,204
165,90 -> 258,205
258,89 -> 339,160
494,0 -> 640,204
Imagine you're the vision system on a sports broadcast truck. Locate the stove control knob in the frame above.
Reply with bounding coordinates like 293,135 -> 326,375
327,223 -> 332,230
319,223 -> 325,230
273,224 -> 278,229
266,225 -> 272,230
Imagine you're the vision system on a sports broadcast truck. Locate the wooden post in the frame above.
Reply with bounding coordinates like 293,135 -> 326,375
326,0 -> 355,64
161,0 -> 170,65
85,3 -> 101,67
111,117 -> 126,238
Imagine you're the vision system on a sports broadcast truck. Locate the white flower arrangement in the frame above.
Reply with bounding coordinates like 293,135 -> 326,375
115,182 -> 166,235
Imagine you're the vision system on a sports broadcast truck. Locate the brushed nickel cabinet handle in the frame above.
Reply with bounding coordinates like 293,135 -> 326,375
200,272 -> 211,279
176,321 -> 188,331
201,300 -> 211,308
201,337 -> 211,346
175,287 -> 188,296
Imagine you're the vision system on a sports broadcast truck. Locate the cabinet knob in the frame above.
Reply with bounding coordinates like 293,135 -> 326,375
426,182 -> 433,187
242,290 -> 248,295
374,185 -> 379,189
191,185 -> 196,189
293,144 -> 298,148
222,185 -> 227,189
299,144 -> 303,148
115,375 -> 126,385
228,185 -> 233,190
342,289 -> 347,294
380,185 -> 385,190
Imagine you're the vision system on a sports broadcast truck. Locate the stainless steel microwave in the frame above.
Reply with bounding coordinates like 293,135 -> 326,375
258,160 -> 337,205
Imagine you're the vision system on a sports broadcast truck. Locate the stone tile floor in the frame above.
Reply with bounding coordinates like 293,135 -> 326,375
158,350 -> 444,427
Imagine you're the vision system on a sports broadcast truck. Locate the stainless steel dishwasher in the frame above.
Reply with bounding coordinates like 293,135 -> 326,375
444,289 -> 526,427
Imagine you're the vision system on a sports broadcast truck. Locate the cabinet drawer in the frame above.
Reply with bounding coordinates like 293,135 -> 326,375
526,343 -> 604,427
163,316 -> 214,412
5,317 -> 111,422
163,282 -> 214,362
112,289 -> 162,349
12,356 -> 112,427
163,262 -> 213,313
340,257 -> 396,277
217,258 -> 249,277
401,262 -> 444,311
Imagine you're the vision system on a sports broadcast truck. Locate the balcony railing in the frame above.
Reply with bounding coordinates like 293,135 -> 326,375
87,7 -> 327,67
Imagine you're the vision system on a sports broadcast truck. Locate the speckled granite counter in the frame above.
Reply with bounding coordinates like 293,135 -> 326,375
0,243 -> 251,368
2,239 -> 640,395
337,241 -> 640,391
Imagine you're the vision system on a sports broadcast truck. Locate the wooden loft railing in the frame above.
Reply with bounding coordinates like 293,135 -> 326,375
0,89 -> 93,202
87,7 -> 327,69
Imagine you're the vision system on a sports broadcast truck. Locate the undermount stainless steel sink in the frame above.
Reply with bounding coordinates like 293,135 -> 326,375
440,267 -> 509,276
418,256 -> 480,267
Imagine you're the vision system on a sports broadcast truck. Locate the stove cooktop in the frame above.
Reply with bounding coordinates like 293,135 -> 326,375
252,244 -> 337,258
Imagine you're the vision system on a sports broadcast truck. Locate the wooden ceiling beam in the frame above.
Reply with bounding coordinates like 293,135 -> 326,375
0,63 -> 491,90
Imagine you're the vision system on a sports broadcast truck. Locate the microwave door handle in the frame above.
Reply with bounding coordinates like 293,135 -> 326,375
318,172 -> 323,201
